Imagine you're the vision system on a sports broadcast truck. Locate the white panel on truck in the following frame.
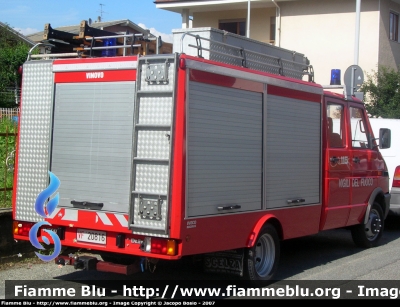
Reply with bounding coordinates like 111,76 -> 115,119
187,81 -> 263,217
51,82 -> 135,214
15,61 -> 54,222
264,94 -> 321,208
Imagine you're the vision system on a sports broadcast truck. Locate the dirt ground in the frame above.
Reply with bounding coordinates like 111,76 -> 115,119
0,210 -> 38,269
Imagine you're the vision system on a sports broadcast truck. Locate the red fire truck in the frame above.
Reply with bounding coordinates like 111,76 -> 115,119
12,28 -> 391,282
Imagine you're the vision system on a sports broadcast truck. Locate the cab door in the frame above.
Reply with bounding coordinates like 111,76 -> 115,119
321,100 -> 351,230
347,103 -> 378,225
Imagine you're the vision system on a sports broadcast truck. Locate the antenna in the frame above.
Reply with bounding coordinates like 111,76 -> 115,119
98,3 -> 107,21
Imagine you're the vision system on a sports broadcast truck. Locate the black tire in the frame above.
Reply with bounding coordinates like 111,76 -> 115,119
351,202 -> 384,248
243,223 -> 280,283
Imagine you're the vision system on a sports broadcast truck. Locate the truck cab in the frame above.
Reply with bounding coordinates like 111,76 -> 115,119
321,90 -> 391,246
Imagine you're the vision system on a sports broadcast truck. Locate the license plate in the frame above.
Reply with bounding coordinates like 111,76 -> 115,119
77,229 -> 106,245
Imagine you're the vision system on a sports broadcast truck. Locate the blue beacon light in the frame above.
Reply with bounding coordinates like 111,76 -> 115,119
330,69 -> 341,85
331,69 -> 340,85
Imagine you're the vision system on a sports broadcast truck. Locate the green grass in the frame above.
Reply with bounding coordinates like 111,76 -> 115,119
0,117 -> 18,208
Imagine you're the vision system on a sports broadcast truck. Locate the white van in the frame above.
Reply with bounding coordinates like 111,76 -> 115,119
369,118 -> 400,216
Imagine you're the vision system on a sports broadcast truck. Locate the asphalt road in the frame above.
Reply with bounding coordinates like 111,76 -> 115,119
2,216 -> 400,300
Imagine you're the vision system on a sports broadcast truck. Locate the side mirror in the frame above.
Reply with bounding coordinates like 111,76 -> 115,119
379,128 -> 391,149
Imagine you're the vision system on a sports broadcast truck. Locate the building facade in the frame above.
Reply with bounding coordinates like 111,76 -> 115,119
155,0 -> 400,85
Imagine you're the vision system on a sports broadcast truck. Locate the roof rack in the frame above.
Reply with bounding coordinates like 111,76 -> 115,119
175,28 -> 314,82
83,33 -> 142,57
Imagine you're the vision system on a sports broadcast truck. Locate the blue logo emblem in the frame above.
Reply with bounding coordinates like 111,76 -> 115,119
29,171 -> 62,261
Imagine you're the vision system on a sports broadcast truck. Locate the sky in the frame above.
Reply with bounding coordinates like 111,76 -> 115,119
0,0 -> 183,43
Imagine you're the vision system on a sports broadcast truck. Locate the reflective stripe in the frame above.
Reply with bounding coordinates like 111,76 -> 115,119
96,212 -> 113,226
115,214 -> 129,227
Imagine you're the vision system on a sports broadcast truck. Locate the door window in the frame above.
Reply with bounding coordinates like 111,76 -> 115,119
327,103 -> 344,148
350,107 -> 369,149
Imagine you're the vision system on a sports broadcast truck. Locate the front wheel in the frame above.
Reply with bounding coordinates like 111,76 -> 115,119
243,223 -> 280,283
351,202 -> 384,248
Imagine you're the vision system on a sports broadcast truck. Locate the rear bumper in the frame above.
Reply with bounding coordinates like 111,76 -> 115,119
55,254 -> 141,275
13,223 -> 181,260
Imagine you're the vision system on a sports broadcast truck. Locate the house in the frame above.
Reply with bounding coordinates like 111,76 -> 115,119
0,21 -> 35,47
155,0 -> 400,85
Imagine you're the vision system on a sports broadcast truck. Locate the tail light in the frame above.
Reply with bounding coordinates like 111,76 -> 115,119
13,221 -> 34,236
393,166 -> 400,188
142,237 -> 177,256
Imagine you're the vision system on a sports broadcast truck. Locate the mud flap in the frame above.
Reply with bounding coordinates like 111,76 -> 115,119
203,249 -> 244,276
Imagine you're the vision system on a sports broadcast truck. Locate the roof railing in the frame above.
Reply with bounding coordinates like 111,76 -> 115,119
179,31 -> 314,82
27,32 -> 164,60
84,33 -> 143,57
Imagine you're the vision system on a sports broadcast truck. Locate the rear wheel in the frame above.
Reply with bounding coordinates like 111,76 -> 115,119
351,202 -> 384,248
243,223 -> 280,283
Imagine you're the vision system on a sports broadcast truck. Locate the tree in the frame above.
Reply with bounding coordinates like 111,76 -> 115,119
0,23 -> 30,108
360,66 -> 400,119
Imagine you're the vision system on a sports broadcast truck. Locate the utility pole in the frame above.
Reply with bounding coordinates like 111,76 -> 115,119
247,0 -> 251,38
354,0 -> 361,65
